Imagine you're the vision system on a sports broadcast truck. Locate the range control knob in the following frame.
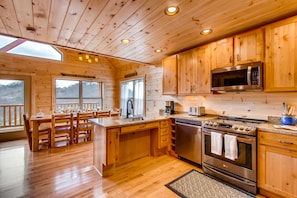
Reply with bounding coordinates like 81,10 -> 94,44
212,122 -> 218,127
204,121 -> 209,125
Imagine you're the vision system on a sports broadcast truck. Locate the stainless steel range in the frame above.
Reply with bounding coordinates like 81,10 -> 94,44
202,116 -> 266,195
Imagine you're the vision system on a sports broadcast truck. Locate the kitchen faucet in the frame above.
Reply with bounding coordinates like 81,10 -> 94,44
126,98 -> 134,118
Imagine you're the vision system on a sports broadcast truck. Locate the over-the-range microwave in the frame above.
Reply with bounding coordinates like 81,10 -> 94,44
211,62 -> 263,92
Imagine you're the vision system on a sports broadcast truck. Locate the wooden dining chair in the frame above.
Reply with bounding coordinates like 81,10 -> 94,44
74,112 -> 94,144
95,110 -> 111,118
23,113 -> 51,150
51,113 -> 74,147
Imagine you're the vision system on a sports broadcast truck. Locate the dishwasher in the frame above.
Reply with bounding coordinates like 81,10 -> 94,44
175,118 -> 202,165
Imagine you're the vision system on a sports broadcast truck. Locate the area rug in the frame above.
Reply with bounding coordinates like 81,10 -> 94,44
165,169 -> 254,198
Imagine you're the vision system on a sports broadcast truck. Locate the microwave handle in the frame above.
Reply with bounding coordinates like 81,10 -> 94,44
247,66 -> 251,86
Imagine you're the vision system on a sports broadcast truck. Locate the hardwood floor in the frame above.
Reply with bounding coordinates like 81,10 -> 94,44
0,139 -> 198,198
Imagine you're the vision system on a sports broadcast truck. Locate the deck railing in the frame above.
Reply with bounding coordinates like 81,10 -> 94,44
55,103 -> 101,113
0,103 -> 102,128
0,104 -> 24,128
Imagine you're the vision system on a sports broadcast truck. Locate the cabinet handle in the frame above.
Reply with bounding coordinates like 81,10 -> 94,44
278,140 -> 294,145
237,54 -> 240,61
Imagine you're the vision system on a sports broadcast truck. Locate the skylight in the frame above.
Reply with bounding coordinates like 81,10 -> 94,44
0,35 -> 62,61
0,35 -> 17,48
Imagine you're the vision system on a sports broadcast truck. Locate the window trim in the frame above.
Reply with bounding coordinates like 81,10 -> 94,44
52,77 -> 104,112
120,75 -> 146,117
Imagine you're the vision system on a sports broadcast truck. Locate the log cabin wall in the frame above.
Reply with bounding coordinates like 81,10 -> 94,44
0,48 -> 118,115
118,64 -> 297,121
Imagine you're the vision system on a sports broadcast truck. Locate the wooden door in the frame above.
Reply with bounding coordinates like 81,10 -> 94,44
178,50 -> 194,94
210,37 -> 233,69
265,16 -> 297,92
234,29 -> 264,65
192,44 -> 211,93
162,55 -> 177,95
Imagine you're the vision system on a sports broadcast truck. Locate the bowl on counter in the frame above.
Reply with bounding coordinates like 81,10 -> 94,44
280,115 -> 296,126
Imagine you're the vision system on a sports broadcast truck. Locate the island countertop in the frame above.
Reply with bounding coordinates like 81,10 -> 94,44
89,114 -> 170,128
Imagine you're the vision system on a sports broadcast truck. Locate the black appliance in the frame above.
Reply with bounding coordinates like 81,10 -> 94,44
211,62 -> 263,92
202,116 -> 266,195
165,101 -> 174,114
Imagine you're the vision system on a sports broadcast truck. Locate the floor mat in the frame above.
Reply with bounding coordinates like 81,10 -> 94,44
165,169 -> 254,198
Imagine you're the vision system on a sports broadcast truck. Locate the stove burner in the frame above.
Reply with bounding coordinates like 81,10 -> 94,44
202,116 -> 266,136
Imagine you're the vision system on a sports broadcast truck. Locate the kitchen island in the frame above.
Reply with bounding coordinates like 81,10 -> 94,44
90,115 -> 170,177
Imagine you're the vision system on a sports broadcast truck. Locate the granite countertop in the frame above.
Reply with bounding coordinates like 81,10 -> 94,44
257,123 -> 297,136
90,112 -> 297,136
90,114 -> 170,128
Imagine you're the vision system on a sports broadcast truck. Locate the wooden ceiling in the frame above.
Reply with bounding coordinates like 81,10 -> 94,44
1,0 -> 297,65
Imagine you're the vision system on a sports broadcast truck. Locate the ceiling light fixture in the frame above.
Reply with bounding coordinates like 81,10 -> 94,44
121,39 -> 130,44
200,28 -> 213,35
154,49 -> 163,53
78,52 -> 99,63
164,6 -> 180,16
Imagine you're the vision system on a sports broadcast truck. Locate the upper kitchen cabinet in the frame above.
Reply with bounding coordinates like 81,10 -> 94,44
178,44 -> 211,95
162,55 -> 177,95
210,37 -> 233,69
265,16 -> 297,92
234,29 -> 265,65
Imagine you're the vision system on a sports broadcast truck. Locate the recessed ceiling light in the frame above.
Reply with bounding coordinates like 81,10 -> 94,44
121,39 -> 130,44
154,49 -> 163,53
164,6 -> 179,16
200,29 -> 213,35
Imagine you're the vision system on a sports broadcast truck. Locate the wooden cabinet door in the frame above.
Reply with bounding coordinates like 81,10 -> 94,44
178,50 -> 194,94
192,44 -> 211,93
234,29 -> 264,65
258,131 -> 297,198
162,55 -> 177,95
210,37 -> 233,69
265,16 -> 297,92
258,145 -> 297,198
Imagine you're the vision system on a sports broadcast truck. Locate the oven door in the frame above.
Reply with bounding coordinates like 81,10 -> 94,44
202,128 -> 256,182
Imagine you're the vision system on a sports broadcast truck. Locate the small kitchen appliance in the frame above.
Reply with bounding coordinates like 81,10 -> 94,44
165,101 -> 174,114
188,106 -> 205,116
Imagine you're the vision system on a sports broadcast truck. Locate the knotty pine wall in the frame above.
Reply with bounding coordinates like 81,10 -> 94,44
117,63 -> 297,121
0,48 -> 118,115
1,45 -> 297,141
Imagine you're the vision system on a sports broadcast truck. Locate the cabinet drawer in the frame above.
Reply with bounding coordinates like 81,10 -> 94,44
159,128 -> 169,136
160,135 -> 169,148
160,120 -> 169,128
121,122 -> 159,134
259,131 -> 297,151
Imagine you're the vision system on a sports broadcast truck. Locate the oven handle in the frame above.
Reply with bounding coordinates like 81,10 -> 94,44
203,131 -> 255,144
204,164 -> 256,187
176,122 -> 202,130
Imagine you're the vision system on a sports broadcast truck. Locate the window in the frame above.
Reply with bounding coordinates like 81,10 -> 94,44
55,79 -> 104,112
0,75 -> 31,131
120,77 -> 145,118
0,35 -> 62,61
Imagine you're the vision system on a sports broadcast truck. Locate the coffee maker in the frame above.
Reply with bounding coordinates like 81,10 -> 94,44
165,101 -> 175,114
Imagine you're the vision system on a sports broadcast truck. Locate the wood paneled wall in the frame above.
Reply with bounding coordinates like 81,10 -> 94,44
0,48 -> 118,115
1,46 -> 297,123
118,63 -> 297,121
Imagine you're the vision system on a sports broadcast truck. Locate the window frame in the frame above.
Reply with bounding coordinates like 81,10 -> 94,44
120,76 -> 145,118
53,77 -> 104,112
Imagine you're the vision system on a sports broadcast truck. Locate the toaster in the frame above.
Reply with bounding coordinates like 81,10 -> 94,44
188,106 -> 205,116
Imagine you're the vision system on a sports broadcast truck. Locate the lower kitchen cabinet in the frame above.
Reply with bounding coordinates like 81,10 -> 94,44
258,131 -> 297,198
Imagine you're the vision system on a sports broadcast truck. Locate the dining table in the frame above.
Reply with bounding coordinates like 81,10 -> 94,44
29,110 -> 121,151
